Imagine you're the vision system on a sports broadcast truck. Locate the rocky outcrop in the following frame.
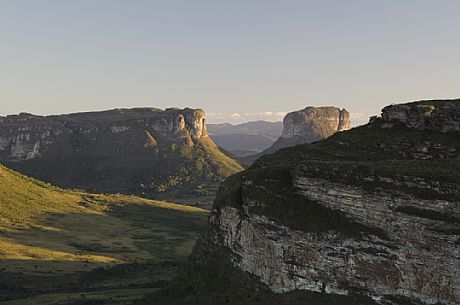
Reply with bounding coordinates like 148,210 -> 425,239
243,106 -> 350,164
281,106 -> 350,139
146,100 -> 460,305
381,99 -> 460,132
0,108 -> 242,197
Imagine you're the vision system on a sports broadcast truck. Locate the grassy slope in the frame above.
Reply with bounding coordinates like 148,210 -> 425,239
0,164 -> 209,305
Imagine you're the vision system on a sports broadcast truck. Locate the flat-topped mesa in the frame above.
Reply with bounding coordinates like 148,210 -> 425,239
281,106 -> 350,140
244,106 -> 351,163
0,107 -> 242,196
381,99 -> 460,132
54,107 -> 209,142
0,107 -> 208,162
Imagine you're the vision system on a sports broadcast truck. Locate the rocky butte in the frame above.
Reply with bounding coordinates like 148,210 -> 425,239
143,99 -> 460,305
0,107 -> 243,197
245,106 -> 350,164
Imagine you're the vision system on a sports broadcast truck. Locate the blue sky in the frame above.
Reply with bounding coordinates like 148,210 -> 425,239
1,0 -> 459,125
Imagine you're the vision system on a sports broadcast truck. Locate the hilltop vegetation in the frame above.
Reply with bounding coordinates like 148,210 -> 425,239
136,137 -> 245,199
0,164 -> 209,305
254,118 -> 460,199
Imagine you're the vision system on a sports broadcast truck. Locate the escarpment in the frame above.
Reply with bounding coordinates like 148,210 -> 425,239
0,108 -> 243,197
244,106 -> 351,164
145,100 -> 460,305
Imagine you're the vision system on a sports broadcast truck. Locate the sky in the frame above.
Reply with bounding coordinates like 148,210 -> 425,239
1,0 -> 459,126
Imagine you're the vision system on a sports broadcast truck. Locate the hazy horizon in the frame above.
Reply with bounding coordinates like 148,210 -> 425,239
0,104 -> 370,126
1,0 -> 460,125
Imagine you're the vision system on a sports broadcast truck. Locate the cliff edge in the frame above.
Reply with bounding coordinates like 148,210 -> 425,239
143,99 -> 460,305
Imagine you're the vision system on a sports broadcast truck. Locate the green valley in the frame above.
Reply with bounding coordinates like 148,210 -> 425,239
0,164 -> 209,304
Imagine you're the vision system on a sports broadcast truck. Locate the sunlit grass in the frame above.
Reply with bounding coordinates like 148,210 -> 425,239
0,237 -> 119,263
0,163 -> 209,305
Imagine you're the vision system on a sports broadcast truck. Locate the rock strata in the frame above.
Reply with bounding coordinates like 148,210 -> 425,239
204,172 -> 459,304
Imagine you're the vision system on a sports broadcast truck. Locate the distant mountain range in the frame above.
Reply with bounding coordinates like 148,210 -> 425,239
207,121 -> 283,156
207,121 -> 283,136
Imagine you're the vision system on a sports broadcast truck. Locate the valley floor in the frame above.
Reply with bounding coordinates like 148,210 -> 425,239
0,182 -> 209,305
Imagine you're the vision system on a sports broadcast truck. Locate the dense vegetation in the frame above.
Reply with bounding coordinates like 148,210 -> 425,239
133,138 -> 245,199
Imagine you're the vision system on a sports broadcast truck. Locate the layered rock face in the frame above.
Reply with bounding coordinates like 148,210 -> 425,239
150,100 -> 460,305
0,108 -> 242,196
206,172 -> 459,304
244,106 -> 350,164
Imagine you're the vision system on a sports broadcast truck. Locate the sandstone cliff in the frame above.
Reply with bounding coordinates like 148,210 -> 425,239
144,100 -> 460,305
281,106 -> 350,138
244,106 -> 350,164
0,107 -> 243,197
